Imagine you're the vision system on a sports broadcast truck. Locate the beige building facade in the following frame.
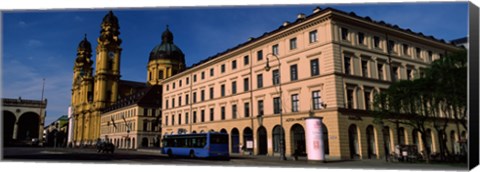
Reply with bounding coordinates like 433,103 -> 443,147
100,85 -> 163,149
160,7 -> 464,160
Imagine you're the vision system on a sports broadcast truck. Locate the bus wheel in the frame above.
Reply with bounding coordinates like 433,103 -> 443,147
167,150 -> 173,158
189,150 -> 195,158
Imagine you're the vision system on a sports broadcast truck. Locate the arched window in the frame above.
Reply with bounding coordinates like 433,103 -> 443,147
366,125 -> 376,158
348,124 -> 360,159
272,125 -> 285,153
398,127 -> 405,145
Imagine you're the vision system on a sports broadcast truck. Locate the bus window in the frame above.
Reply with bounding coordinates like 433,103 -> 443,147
211,134 -> 228,144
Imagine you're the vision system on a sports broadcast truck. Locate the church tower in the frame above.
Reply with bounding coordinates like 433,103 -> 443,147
71,35 -> 94,145
91,11 -> 123,140
147,26 -> 186,85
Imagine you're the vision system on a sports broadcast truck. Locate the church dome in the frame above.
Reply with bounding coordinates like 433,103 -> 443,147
77,34 -> 92,52
149,26 -> 185,63
102,10 -> 119,27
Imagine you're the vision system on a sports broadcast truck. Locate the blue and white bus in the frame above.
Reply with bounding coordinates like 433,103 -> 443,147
162,132 -> 229,159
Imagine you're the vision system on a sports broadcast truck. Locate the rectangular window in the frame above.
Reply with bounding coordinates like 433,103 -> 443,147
416,47 -> 421,58
403,44 -> 409,55
407,69 -> 413,81
244,78 -> 249,92
193,74 -> 197,82
341,27 -> 348,40
428,51 -> 433,62
232,60 -> 237,70
312,91 -> 322,110
221,84 -> 225,97
209,108 -> 214,121
272,44 -> 279,55
201,90 -> 205,101
347,89 -> 354,109
244,55 -> 249,65
310,59 -> 319,76
173,83 -> 175,89
179,80 -> 182,87
201,110 -> 205,122
178,114 -> 182,125
257,50 -> 263,61
290,37 -> 297,50
392,66 -> 399,82
172,114 -> 175,126
257,74 -> 263,88
165,116 -> 168,126
309,30 -> 318,43
209,87 -> 214,99
290,64 -> 298,81
358,32 -> 365,44
244,102 -> 250,118
172,98 -> 175,108
165,100 -> 168,109
388,40 -> 395,52
273,97 -> 281,114
272,69 -> 280,85
378,63 -> 384,80
258,100 -> 264,116
221,106 -> 226,120
186,77 -> 189,85
193,111 -> 197,123
185,112 -> 189,124
232,81 -> 237,94
374,36 -> 380,48
221,64 -> 226,73
232,104 -> 237,119
185,94 -> 189,105
210,68 -> 214,77
344,56 -> 351,75
193,92 -> 197,103
291,94 -> 299,112
364,90 -> 371,111
201,71 -> 205,80
361,60 -> 368,77
178,96 -> 182,107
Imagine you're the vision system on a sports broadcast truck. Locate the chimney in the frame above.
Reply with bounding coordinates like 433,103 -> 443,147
282,21 -> 290,27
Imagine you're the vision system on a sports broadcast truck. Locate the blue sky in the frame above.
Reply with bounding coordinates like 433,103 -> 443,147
2,2 -> 468,125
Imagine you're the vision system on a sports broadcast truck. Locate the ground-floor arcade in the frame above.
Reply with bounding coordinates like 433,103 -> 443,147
162,109 -> 467,160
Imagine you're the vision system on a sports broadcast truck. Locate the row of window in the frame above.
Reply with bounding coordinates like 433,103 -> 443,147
164,59 -> 321,109
165,30 -> 320,92
343,54 -> 419,82
340,27 -> 443,62
164,90 -> 323,126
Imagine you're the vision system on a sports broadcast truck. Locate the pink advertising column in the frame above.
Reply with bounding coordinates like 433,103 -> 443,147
305,117 -> 325,161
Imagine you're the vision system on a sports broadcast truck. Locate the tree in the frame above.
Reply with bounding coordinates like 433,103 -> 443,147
372,50 -> 467,163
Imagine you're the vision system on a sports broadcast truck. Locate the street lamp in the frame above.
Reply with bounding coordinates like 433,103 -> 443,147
265,53 -> 286,161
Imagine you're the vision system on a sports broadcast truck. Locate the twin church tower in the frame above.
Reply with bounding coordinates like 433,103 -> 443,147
71,11 -> 185,145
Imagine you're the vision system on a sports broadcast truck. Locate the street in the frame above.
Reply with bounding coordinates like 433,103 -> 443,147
1,147 -> 468,171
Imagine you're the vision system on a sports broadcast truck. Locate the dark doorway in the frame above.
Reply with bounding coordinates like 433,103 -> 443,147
142,137 -> 148,147
348,124 -> 360,159
231,128 -> 239,153
257,126 -> 267,155
272,125 -> 284,153
243,127 -> 253,152
290,124 -> 306,156
366,125 -> 376,159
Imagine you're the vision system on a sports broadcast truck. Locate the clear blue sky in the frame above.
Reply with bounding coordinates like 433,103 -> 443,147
2,2 -> 468,125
